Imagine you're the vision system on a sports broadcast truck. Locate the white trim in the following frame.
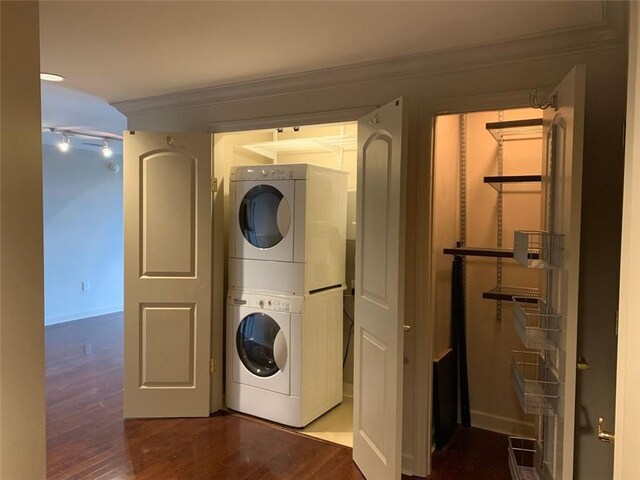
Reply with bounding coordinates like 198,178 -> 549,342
401,452 -> 415,477
112,1 -> 624,116
614,2 -> 640,479
45,306 -> 123,326
469,410 -> 535,438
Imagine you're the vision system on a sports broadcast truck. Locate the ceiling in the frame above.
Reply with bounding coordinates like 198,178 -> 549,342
39,1 -> 606,104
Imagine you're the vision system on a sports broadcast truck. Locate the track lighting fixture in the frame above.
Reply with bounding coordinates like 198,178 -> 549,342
45,127 -> 122,156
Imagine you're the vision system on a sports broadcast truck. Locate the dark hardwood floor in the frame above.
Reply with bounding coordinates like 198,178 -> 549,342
430,427 -> 512,480
46,313 -> 510,479
46,313 -> 364,480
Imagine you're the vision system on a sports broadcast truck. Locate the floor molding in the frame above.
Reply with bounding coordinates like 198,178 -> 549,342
45,306 -> 123,326
343,382 -> 353,399
469,409 -> 535,437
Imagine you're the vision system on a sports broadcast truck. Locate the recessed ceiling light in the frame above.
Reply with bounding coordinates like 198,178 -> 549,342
40,72 -> 65,82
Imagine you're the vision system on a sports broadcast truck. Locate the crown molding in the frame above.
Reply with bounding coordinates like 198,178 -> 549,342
113,1 -> 627,117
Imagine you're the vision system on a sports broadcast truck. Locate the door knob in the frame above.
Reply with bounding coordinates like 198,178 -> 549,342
577,355 -> 590,370
403,325 -> 411,332
598,417 -> 615,445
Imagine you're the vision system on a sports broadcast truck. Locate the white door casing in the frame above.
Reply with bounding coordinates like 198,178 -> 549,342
123,131 -> 213,418
541,66 -> 586,479
614,2 -> 640,478
353,98 -> 407,479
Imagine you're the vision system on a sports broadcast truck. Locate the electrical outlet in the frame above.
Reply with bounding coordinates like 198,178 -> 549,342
82,281 -> 91,291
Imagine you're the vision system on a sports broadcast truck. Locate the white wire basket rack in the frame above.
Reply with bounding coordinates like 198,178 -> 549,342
508,437 -> 551,480
514,231 -> 564,269
511,351 -> 559,416
512,298 -> 561,350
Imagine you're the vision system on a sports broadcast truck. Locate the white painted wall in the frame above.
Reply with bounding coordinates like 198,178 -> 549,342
42,145 -> 123,325
614,3 -> 640,479
0,2 -> 46,477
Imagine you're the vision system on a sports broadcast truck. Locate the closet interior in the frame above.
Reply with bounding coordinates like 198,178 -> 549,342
432,107 -> 563,479
214,122 -> 358,447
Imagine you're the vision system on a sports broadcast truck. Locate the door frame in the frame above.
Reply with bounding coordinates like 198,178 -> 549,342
417,88 -> 558,475
208,104 -> 427,476
614,2 -> 640,477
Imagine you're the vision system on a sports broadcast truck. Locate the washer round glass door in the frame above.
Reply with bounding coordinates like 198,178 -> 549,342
237,313 -> 287,377
239,184 -> 291,249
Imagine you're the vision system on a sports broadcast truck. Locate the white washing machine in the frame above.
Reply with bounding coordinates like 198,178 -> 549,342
228,163 -> 347,294
226,287 -> 343,427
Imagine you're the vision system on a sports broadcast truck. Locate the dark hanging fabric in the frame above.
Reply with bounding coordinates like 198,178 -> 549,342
451,255 -> 471,427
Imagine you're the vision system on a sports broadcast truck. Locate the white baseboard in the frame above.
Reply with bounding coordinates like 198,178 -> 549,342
401,452 -> 415,476
342,382 -> 353,398
470,409 -> 535,437
45,306 -> 123,326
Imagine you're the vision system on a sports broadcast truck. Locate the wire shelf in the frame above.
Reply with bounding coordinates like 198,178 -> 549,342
511,351 -> 559,416
242,134 -> 356,160
512,298 -> 561,350
508,437 -> 544,480
484,175 -> 542,193
514,231 -> 564,269
483,285 -> 540,302
486,118 -> 543,143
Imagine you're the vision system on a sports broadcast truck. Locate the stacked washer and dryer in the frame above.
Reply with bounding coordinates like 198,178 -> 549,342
226,163 -> 348,427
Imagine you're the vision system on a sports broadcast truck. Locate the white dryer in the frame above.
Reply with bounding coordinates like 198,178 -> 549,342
228,163 -> 347,294
226,287 -> 343,427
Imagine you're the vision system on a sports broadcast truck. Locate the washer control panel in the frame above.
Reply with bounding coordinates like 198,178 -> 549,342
249,294 -> 291,313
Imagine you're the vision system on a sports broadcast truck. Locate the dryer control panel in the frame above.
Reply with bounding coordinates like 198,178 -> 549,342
230,167 -> 295,181
227,290 -> 304,314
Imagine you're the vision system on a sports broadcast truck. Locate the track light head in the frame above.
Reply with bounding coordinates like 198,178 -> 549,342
102,140 -> 113,158
58,134 -> 70,153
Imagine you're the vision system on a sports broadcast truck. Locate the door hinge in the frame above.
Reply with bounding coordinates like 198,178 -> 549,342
211,177 -> 218,193
209,358 -> 216,374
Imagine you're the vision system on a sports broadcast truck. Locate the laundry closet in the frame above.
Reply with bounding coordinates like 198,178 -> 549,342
431,107 -> 563,478
214,121 -> 358,445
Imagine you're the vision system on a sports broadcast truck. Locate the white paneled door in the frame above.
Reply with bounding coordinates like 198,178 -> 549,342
353,98 -> 407,479
123,132 -> 213,418
541,66 -> 586,479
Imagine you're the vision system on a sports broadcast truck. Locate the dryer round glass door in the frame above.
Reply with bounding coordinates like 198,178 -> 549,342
239,185 -> 291,249
236,312 -> 288,377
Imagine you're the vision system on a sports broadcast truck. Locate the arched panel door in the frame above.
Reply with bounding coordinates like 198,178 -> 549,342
123,131 -> 213,418
353,98 -> 406,480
